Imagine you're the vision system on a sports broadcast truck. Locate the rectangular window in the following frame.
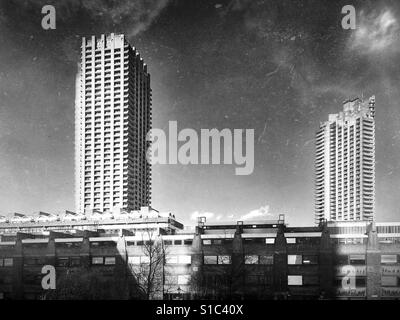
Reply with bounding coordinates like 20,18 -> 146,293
265,238 -> 275,244
3,258 -> 13,267
288,275 -> 303,286
303,275 -> 319,285
356,277 -> 366,287
204,255 -> 217,264
349,254 -> 365,265
70,257 -> 81,267
203,240 -> 212,245
140,256 -> 150,264
336,255 -> 349,265
259,255 -> 274,265
128,256 -> 141,265
381,255 -> 397,264
302,255 -> 318,265
382,276 -> 398,287
178,255 -> 192,264
288,255 -> 302,265
92,257 -> 104,265
245,255 -> 259,264
166,256 -> 179,264
184,239 -> 193,245
104,257 -> 116,265
218,255 -> 231,265
286,238 -> 296,244
56,258 -> 69,267
177,275 -> 190,285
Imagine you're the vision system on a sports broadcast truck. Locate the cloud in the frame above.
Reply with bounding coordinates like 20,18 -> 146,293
349,8 -> 400,54
239,205 -> 272,221
190,205 -> 274,223
190,211 -> 215,221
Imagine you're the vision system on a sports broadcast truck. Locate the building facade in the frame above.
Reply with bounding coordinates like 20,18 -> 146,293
75,34 -> 152,215
1,214 -> 400,300
315,96 -> 375,223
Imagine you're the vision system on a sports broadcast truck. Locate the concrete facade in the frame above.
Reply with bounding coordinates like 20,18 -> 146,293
1,215 -> 400,300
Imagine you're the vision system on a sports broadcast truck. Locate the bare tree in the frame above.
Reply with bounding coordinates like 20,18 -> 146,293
129,230 -> 168,300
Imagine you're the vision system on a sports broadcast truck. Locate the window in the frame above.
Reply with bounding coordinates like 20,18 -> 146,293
288,255 -> 302,265
184,239 -> 193,245
303,275 -> 319,285
259,255 -> 274,265
244,238 -> 264,244
245,255 -> 258,264
356,277 -> 366,286
382,276 -> 398,287
140,256 -> 150,264
203,240 -> 212,245
265,238 -> 275,244
166,255 -> 191,264
349,254 -> 365,265
381,255 -> 397,264
56,258 -> 69,267
286,238 -> 296,244
163,240 -> 173,246
177,275 -> 190,285
288,275 -> 303,286
104,257 -> 116,265
128,256 -> 141,264
178,255 -> 192,264
166,256 -> 178,264
1,258 -> 13,267
204,256 -> 217,264
336,255 -> 349,265
92,257 -> 104,265
24,257 -> 46,266
70,257 -> 81,267
218,255 -> 231,265
174,240 -> 182,245
302,255 -> 318,265
128,256 -> 149,264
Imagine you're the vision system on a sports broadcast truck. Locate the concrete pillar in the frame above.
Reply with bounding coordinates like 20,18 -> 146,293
231,225 -> 244,298
191,229 -> 204,299
366,222 -> 380,299
273,225 -> 287,298
319,223 -> 334,299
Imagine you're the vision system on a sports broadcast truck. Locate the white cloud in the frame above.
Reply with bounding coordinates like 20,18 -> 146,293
190,211 -> 215,221
349,8 -> 400,54
239,205 -> 272,221
190,205 -> 274,223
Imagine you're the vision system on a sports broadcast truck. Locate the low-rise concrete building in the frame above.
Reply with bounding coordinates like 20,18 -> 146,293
1,211 -> 399,300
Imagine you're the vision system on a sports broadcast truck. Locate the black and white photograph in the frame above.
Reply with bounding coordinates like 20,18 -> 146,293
0,0 -> 400,310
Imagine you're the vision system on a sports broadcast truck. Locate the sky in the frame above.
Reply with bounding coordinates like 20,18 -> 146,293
0,0 -> 400,227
